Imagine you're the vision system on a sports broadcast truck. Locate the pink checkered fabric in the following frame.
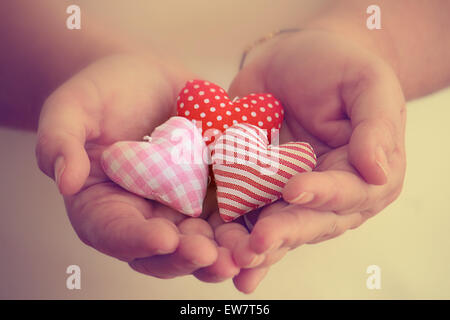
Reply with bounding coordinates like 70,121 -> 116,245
101,117 -> 209,217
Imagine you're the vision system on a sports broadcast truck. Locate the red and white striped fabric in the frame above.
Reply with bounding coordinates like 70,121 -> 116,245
211,123 -> 317,222
101,117 -> 209,217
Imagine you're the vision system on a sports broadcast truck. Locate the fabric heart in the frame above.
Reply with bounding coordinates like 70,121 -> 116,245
176,79 -> 284,145
211,123 -> 317,222
101,117 -> 209,217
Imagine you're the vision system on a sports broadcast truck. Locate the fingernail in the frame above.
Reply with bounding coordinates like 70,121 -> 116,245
247,254 -> 265,268
54,156 -> 65,191
375,147 -> 388,179
267,239 -> 284,252
192,260 -> 206,267
291,192 -> 314,205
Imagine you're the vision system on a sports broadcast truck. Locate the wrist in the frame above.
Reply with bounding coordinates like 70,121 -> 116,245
303,18 -> 400,78
239,29 -> 302,71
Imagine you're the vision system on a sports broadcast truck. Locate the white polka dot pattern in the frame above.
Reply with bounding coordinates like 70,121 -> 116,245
176,80 -> 284,145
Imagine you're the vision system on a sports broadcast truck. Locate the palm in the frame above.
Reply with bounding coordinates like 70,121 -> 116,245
232,29 -> 404,212
221,30 -> 406,292
72,55 -> 188,224
39,54 -> 222,279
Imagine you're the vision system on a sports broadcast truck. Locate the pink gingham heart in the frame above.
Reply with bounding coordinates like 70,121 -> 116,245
101,117 -> 209,217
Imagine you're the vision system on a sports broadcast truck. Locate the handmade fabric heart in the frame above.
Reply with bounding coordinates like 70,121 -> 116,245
211,123 -> 317,222
101,117 -> 209,217
176,79 -> 284,145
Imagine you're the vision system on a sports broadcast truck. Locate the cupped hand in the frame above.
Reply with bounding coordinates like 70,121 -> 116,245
219,30 -> 406,293
36,54 -> 239,280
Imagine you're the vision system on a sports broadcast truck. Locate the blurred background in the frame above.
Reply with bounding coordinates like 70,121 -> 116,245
0,0 -> 449,299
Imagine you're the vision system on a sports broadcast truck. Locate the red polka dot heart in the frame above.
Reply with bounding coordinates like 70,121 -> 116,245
176,80 -> 284,145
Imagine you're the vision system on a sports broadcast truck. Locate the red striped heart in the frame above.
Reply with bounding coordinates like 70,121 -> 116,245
176,80 -> 284,145
212,123 -> 317,222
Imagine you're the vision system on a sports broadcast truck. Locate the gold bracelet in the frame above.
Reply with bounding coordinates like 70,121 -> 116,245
239,28 -> 301,70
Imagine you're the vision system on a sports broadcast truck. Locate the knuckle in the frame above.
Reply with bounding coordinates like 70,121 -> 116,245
74,228 -> 93,248
327,219 -> 339,237
130,261 -> 176,279
357,187 -> 372,211
361,207 -> 382,218
35,132 -> 53,176
386,186 -> 403,205
349,213 -> 366,230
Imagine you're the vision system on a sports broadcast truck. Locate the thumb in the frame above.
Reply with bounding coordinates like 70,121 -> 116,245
346,66 -> 406,185
228,63 -> 266,99
36,95 -> 91,195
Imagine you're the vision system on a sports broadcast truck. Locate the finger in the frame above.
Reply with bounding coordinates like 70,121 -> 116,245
283,170 -> 375,214
207,210 -> 226,229
345,66 -> 406,185
66,183 -> 181,261
178,218 -> 215,239
233,267 -> 270,294
214,221 -> 267,268
259,247 -> 290,268
214,222 -> 249,250
223,203 -> 288,268
228,63 -> 265,99
232,237 -> 266,268
233,236 -> 290,269
129,234 -> 218,279
248,206 -> 363,255
193,247 -> 240,283
70,201 -> 180,262
36,95 -> 92,195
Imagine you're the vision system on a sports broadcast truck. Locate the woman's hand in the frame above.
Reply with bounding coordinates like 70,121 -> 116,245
35,54 -> 240,280
222,30 -> 406,293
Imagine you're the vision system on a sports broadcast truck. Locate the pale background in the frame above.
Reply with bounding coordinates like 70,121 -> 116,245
1,0 -> 449,299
